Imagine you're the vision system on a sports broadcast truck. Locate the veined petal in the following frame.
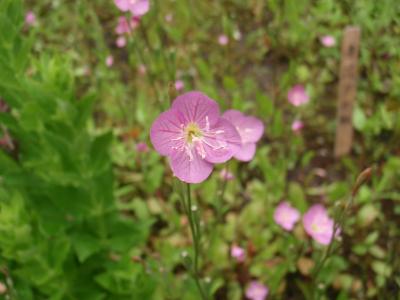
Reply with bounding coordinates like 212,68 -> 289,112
223,109 -> 264,144
234,143 -> 256,162
239,116 -> 264,143
150,108 -> 185,156
172,91 -> 220,129
169,148 -> 213,183
203,118 -> 241,163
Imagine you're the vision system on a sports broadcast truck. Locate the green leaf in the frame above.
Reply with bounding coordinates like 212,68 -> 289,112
71,232 -> 103,263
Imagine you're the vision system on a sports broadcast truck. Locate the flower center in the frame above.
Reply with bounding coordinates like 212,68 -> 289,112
184,123 -> 202,144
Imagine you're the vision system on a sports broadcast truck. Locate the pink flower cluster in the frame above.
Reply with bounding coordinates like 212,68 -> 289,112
113,0 -> 149,48
114,0 -> 149,17
273,202 -> 337,245
150,91 -> 264,183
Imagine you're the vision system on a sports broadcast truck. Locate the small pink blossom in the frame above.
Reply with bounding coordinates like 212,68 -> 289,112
274,201 -> 300,231
114,0 -> 150,17
116,36 -> 127,48
136,142 -> 149,153
150,91 -> 241,183
218,34 -> 229,46
320,35 -> 336,47
245,281 -> 269,300
175,80 -> 184,91
291,120 -> 304,133
138,64 -> 147,75
130,16 -> 140,29
115,16 -> 131,35
222,110 -> 264,162
0,282 -> 6,294
220,168 -> 234,181
165,13 -> 173,23
25,11 -> 36,26
288,85 -> 309,107
303,204 -> 338,245
231,245 -> 245,262
105,55 -> 114,67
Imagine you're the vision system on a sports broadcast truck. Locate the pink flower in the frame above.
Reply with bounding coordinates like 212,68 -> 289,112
116,36 -> 127,48
220,168 -> 234,181
303,204 -> 338,245
231,245 -> 245,262
105,55 -> 114,67
150,91 -> 241,183
165,13 -> 173,23
320,35 -> 336,47
288,85 -> 309,106
222,110 -> 264,162
218,34 -> 229,46
0,282 -> 6,294
114,0 -> 150,17
130,16 -> 140,29
25,11 -> 36,26
115,16 -> 131,35
291,120 -> 304,133
136,142 -> 149,153
138,64 -> 147,75
175,80 -> 184,91
245,281 -> 269,300
274,201 -> 300,231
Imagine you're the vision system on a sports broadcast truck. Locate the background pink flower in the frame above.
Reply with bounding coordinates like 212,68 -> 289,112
218,34 -> 229,46
320,35 -> 336,47
0,282 -> 6,295
231,245 -> 245,262
115,16 -> 131,35
105,55 -> 114,67
303,204 -> 337,245
138,64 -> 147,75
291,120 -> 304,133
136,142 -> 149,153
222,110 -> 264,162
245,281 -> 269,300
175,80 -> 184,91
150,91 -> 241,183
220,168 -> 234,181
114,0 -> 150,17
274,201 -> 300,231
116,36 -> 127,48
288,85 -> 309,106
25,11 -> 36,26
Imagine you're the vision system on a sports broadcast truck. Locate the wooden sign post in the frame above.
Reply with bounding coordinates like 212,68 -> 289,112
334,26 -> 361,157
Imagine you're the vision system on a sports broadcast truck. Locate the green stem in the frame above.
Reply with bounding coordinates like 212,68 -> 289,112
185,184 -> 208,300
312,194 -> 354,300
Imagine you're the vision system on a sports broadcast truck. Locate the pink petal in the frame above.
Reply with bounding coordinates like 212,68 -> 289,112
203,118 -> 241,164
172,91 -> 220,129
288,85 -> 309,106
150,108 -> 185,156
114,0 -> 130,11
223,110 -> 264,143
130,0 -> 150,16
234,143 -> 256,162
169,148 -> 213,184
274,201 -> 300,231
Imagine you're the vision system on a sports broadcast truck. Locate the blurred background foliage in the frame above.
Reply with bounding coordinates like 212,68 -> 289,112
0,0 -> 399,299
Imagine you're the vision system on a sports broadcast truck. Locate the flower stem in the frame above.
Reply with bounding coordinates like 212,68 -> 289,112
312,168 -> 371,299
185,183 -> 208,300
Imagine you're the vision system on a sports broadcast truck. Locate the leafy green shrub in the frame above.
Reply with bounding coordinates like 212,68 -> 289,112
0,1 -> 154,299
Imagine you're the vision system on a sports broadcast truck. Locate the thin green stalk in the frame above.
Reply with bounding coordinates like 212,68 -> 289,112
312,168 -> 372,299
185,184 -> 208,300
